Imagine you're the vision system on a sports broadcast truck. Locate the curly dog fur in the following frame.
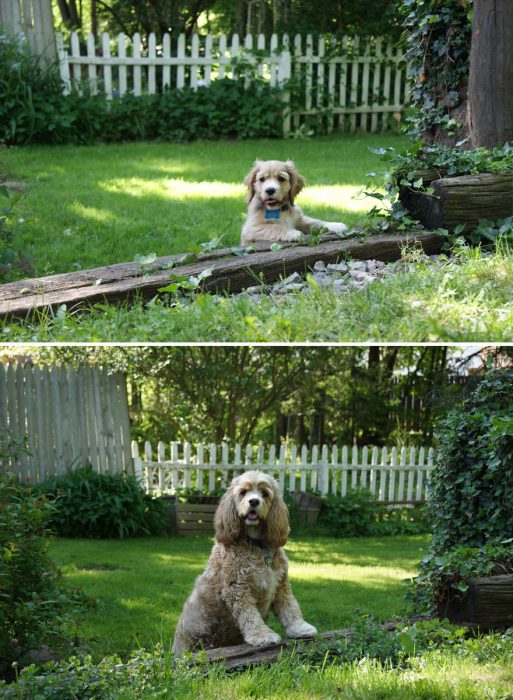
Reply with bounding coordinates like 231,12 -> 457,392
172,471 -> 317,655
240,159 -> 347,245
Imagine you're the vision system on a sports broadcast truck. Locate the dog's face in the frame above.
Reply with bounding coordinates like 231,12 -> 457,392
245,159 -> 305,208
214,470 -> 290,548
232,471 -> 275,526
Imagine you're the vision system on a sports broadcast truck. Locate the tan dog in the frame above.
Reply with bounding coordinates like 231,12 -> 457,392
172,471 -> 317,655
241,159 -> 347,245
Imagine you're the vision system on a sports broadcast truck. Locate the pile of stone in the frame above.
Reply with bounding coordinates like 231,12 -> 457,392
242,258 -> 399,300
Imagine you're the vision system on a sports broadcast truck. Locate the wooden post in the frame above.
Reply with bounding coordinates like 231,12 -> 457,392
468,0 -> 513,147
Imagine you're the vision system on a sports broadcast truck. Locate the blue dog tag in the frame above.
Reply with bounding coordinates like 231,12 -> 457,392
265,209 -> 280,220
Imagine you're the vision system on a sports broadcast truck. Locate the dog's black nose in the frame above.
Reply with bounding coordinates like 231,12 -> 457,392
249,498 -> 260,507
265,187 -> 276,195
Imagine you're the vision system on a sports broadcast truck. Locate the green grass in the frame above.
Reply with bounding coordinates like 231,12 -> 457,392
5,134 -> 404,277
50,534 -> 429,659
4,244 -> 513,341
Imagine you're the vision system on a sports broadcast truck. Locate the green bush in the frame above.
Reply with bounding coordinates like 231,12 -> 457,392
36,464 -> 169,538
318,490 -> 429,537
0,33 -> 284,145
0,433 -> 83,680
409,368 -> 513,612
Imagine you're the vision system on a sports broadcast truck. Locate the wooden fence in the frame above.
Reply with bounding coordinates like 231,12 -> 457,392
0,0 -> 56,61
56,31 -> 408,134
132,441 -> 434,503
0,363 -> 131,481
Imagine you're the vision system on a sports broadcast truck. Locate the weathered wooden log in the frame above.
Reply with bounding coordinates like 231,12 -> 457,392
400,172 -> 513,231
0,231 -> 443,319
191,615 -> 435,671
437,574 -> 513,629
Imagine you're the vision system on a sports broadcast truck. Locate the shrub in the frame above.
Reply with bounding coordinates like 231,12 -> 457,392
0,433 -> 83,680
0,33 -> 284,145
409,368 -> 513,612
317,490 -> 429,537
36,464 -> 169,538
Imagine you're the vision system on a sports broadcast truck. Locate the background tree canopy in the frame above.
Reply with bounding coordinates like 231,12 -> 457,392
52,0 -> 402,39
12,345 -> 508,448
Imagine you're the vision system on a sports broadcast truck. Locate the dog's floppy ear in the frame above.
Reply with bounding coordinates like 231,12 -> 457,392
214,482 -> 244,545
285,160 -> 305,205
244,159 -> 262,205
263,481 -> 290,549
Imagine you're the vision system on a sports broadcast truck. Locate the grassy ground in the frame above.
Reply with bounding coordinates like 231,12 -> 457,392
50,534 -> 429,659
5,134 -> 401,277
4,244 -> 513,341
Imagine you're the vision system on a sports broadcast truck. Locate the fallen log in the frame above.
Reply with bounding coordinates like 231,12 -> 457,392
0,231 -> 444,319
399,171 -> 513,231
191,615 -> 443,671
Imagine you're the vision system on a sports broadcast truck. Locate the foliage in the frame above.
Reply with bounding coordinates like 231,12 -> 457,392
0,434 -> 83,680
399,0 -> 473,141
0,34 -> 284,145
55,0 -> 402,41
3,619 -> 513,698
409,543 -> 513,614
318,490 -> 429,537
408,368 -> 513,612
35,464 -> 169,538
299,615 -> 466,667
363,141 -> 513,237
429,368 -> 513,554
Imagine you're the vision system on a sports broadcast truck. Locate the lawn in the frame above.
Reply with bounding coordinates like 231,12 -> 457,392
5,134 -> 402,276
50,533 -> 429,659
4,133 -> 513,342
30,533 -> 513,699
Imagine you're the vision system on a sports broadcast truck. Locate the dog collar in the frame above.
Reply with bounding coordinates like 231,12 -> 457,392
246,536 -> 274,567
264,203 -> 290,220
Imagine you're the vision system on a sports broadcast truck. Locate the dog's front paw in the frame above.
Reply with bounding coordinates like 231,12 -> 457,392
280,230 -> 303,242
286,621 -> 318,639
326,222 -> 348,235
245,629 -> 282,647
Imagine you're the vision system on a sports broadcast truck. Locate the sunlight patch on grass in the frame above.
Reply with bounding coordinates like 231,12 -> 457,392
68,203 -> 117,222
301,185 -> 376,213
101,177 -> 243,200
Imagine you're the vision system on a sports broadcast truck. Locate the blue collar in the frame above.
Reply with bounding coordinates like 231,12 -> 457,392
265,209 -> 281,220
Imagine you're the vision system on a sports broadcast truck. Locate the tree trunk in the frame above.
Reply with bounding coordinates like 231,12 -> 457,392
468,0 -> 513,147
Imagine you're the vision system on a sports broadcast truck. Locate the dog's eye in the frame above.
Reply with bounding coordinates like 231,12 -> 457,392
261,490 -> 269,498
258,176 -> 265,182
240,489 -> 247,497
278,176 -> 286,182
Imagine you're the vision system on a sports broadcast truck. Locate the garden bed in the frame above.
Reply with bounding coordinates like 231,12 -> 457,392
0,231 -> 443,318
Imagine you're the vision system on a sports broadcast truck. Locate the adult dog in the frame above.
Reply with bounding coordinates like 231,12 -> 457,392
241,159 -> 347,245
172,471 -> 317,655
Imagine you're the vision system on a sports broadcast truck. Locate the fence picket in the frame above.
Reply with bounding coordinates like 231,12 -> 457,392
133,33 -> 142,95
129,441 -> 434,503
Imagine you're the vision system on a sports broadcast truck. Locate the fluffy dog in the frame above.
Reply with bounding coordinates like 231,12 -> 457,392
240,159 -> 348,245
172,471 -> 317,655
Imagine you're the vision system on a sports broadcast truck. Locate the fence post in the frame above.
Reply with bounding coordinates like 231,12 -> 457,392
132,441 -> 143,485
278,48 -> 292,137
320,445 -> 329,496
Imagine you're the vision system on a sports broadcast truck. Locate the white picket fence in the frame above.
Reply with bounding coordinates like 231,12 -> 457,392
56,32 -> 408,134
132,442 -> 434,503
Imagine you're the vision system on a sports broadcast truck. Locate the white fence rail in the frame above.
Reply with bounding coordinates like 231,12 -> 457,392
132,441 -> 434,503
56,31 -> 408,134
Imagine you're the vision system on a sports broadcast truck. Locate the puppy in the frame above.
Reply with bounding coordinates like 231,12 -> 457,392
241,159 -> 348,245
172,471 -> 317,655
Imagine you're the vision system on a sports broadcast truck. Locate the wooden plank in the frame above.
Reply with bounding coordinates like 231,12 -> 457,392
0,232 -> 444,319
177,503 -> 219,513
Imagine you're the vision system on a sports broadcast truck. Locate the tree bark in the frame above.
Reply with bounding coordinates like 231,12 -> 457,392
468,0 -> 513,147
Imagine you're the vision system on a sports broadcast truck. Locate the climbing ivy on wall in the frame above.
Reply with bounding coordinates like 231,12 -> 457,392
400,0 -> 473,143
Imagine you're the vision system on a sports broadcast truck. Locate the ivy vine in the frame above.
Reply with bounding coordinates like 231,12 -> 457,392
399,0 -> 473,142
